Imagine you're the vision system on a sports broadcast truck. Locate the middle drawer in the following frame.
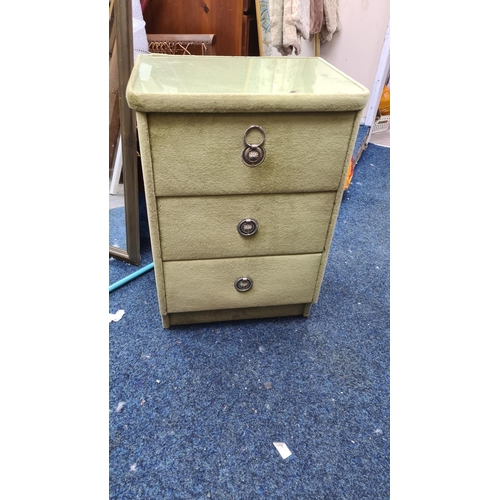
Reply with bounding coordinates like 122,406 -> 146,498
157,192 -> 337,260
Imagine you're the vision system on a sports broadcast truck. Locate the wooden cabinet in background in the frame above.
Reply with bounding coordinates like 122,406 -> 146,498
143,0 -> 258,56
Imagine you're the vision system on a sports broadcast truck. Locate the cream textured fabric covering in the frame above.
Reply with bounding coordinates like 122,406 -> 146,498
292,0 -> 311,41
270,0 -> 290,55
320,0 -> 341,43
270,0 -> 340,54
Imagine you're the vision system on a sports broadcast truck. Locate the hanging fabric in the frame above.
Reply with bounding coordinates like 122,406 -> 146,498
320,0 -> 341,43
270,0 -> 340,56
292,0 -> 311,40
283,0 -> 303,55
309,0 -> 323,35
271,0 -> 298,56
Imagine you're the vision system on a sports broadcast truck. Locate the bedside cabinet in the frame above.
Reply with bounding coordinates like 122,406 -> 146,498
126,55 -> 369,328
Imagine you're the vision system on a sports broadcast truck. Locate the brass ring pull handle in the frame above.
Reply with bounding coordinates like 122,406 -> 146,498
234,277 -> 253,292
242,125 -> 266,167
237,218 -> 259,236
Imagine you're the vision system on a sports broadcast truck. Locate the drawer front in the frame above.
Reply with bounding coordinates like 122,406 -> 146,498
157,192 -> 337,260
148,111 -> 356,196
163,253 -> 322,313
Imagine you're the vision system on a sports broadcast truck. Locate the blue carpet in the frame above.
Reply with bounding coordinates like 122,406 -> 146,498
109,143 -> 390,499
353,125 -> 370,163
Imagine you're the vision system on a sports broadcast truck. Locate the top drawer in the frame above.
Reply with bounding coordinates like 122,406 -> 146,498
143,111 -> 358,196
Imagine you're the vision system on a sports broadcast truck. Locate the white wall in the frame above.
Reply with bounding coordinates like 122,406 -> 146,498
320,0 -> 390,123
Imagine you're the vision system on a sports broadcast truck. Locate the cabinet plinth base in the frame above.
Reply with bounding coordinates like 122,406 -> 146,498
162,303 -> 313,328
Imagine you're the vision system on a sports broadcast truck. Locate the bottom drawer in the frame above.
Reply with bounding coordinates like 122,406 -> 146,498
163,253 -> 322,313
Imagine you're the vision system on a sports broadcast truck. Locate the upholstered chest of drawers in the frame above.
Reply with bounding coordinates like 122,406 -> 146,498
126,54 -> 369,328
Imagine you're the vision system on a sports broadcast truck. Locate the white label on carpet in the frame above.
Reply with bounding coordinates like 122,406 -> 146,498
273,442 -> 292,459
109,310 -> 125,323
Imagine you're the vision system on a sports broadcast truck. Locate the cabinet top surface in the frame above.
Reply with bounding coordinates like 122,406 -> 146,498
126,55 -> 369,113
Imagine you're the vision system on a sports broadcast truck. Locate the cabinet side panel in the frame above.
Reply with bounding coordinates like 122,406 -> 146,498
312,109 -> 364,302
136,112 -> 168,316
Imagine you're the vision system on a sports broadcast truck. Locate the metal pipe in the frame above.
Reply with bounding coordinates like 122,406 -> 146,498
109,262 -> 154,293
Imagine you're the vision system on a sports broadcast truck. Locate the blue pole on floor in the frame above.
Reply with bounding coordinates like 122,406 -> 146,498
109,262 -> 154,293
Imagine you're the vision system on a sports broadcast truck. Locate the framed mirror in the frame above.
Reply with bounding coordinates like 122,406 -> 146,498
109,0 -> 140,265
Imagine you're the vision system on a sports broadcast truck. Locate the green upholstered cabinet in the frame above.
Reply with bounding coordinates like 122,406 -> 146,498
126,55 -> 369,328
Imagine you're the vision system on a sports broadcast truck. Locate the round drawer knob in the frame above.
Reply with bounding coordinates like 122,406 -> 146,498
242,145 -> 266,167
237,218 -> 259,237
234,277 -> 253,292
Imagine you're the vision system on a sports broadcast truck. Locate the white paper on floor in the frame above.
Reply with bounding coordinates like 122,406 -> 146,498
116,402 -> 126,412
273,442 -> 292,459
109,310 -> 125,323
